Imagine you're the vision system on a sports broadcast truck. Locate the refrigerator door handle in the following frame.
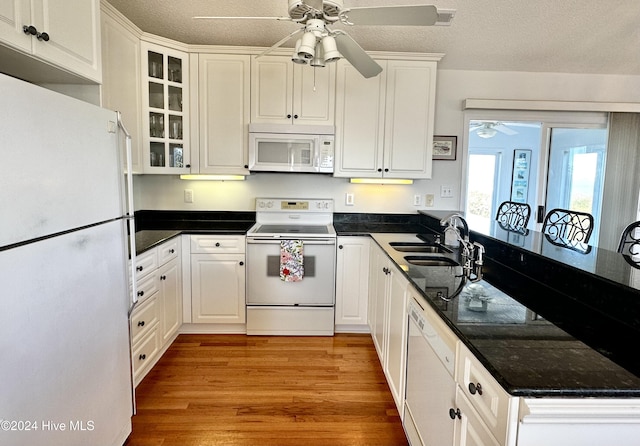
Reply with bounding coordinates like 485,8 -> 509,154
117,111 -> 138,311
117,112 -> 138,416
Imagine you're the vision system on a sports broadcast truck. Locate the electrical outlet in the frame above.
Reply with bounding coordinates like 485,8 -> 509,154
413,194 -> 421,206
345,193 -> 355,206
440,185 -> 453,198
184,189 -> 194,203
425,194 -> 435,207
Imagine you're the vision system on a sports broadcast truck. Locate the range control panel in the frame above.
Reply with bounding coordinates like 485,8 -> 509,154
256,198 -> 333,212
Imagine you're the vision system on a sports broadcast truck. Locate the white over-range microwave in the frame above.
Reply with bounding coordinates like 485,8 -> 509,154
248,123 -> 335,173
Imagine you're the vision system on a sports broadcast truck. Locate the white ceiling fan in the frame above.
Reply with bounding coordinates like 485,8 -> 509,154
193,0 -> 455,78
470,121 -> 519,139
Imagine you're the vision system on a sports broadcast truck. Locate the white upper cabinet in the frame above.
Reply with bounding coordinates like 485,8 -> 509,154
193,53 -> 250,175
100,4 -> 142,173
0,0 -> 101,83
251,55 -> 336,125
334,58 -> 439,179
141,41 -> 190,174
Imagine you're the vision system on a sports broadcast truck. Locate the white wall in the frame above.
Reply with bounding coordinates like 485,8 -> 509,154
135,69 -> 640,213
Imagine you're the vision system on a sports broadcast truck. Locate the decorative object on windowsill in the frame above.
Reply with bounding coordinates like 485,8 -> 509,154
432,135 -> 457,160
193,1 -> 455,78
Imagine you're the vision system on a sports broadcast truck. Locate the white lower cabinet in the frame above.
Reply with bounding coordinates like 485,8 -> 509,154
189,235 -> 246,330
453,388 -> 501,446
334,236 -> 370,332
368,242 -> 409,411
130,236 -> 182,386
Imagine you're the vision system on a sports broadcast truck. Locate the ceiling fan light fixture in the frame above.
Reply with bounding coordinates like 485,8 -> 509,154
321,35 -> 341,63
311,43 -> 325,67
291,39 -> 307,64
298,31 -> 317,59
477,127 -> 497,139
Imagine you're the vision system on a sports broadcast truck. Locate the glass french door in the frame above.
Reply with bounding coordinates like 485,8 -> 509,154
465,151 -> 501,233
544,127 -> 608,245
463,112 -> 608,244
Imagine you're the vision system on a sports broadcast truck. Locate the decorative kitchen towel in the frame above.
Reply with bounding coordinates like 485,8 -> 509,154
280,240 -> 304,282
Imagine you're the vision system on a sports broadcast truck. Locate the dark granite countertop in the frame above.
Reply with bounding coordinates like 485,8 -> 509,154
134,209 -> 640,397
372,233 -> 640,398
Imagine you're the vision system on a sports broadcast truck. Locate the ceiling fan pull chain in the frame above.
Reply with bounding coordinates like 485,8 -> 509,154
313,66 -> 317,91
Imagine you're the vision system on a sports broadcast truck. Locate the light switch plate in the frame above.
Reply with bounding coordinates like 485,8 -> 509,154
184,189 -> 194,203
413,194 -> 421,206
440,186 -> 453,198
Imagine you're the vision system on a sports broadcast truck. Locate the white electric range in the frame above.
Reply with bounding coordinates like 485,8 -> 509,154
245,198 -> 336,335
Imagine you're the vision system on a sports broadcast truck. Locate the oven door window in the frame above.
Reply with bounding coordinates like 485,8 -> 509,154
246,240 -> 335,306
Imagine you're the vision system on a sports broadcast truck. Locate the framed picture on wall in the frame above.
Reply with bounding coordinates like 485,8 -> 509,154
433,136 -> 458,160
511,149 -> 532,203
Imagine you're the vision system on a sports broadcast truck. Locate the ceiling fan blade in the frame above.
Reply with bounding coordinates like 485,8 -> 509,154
193,16 -> 291,21
495,124 -> 518,136
334,32 -> 383,78
342,5 -> 439,26
255,27 -> 304,59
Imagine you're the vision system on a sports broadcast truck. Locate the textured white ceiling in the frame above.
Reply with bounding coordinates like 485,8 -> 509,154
105,0 -> 640,75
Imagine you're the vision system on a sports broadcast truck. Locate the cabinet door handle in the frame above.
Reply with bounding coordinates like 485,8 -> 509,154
139,354 -> 146,360
137,290 -> 144,297
215,242 -> 221,247
169,249 -> 175,254
293,114 -> 298,119
37,32 -> 49,41
23,25 -> 37,36
160,275 -> 167,280
384,168 -> 389,172
468,382 -> 483,395
137,320 -> 145,327
338,245 -> 343,249
287,114 -> 292,119
377,168 -> 382,172
137,266 -> 144,272
449,408 -> 461,420
239,261 -> 244,266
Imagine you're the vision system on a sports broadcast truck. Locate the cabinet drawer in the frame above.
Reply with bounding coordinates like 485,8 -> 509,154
135,248 -> 158,279
158,237 -> 179,265
131,294 -> 159,345
456,342 -> 512,443
190,235 -> 245,253
135,271 -> 159,304
132,325 -> 160,383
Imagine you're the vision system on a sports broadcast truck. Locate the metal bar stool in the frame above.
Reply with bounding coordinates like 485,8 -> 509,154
617,221 -> 640,269
495,201 -> 531,234
542,208 -> 594,251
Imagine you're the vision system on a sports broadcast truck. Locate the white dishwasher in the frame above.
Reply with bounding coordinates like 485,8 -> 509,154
403,296 -> 458,446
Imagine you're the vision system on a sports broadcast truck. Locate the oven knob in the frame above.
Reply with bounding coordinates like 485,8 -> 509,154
266,201 -> 273,208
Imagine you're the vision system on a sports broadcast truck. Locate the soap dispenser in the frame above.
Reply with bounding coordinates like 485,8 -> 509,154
443,218 -> 460,248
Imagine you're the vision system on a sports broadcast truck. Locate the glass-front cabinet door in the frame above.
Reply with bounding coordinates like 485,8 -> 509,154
141,42 -> 190,173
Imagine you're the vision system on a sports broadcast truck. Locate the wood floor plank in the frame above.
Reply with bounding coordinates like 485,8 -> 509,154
125,334 -> 408,446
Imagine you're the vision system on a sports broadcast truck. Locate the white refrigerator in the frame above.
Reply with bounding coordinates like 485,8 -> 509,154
0,74 -> 134,445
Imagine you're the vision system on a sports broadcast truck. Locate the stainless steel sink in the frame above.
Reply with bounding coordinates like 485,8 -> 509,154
389,242 -> 452,253
404,256 -> 459,267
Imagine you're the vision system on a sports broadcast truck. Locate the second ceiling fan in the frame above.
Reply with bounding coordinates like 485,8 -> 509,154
194,0 -> 455,78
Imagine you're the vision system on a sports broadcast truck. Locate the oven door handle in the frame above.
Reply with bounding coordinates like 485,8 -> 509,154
247,238 -> 336,245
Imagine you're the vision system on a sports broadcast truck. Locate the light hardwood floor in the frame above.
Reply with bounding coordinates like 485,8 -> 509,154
125,334 -> 409,446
